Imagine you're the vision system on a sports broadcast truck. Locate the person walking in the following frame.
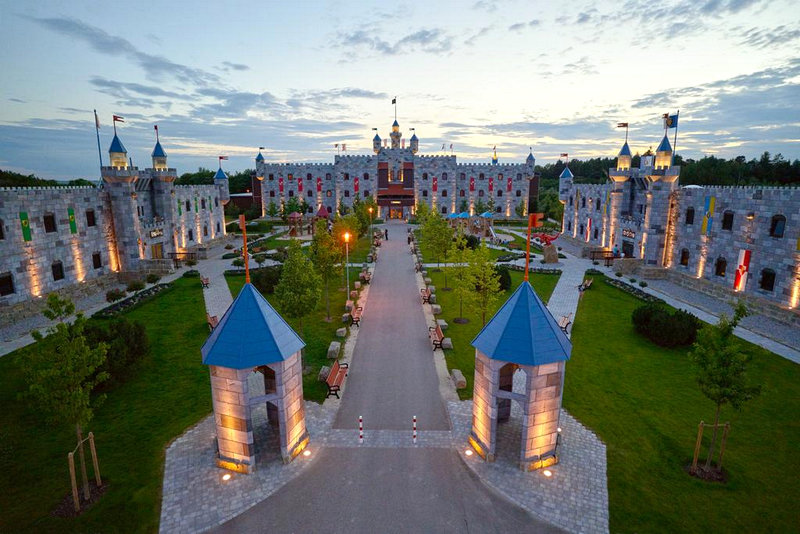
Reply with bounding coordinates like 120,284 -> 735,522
384,228 -> 388,240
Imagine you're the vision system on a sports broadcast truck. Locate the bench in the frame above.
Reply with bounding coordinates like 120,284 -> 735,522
415,262 -> 422,273
360,271 -> 371,284
421,287 -> 431,304
558,313 -> 572,334
429,324 -> 445,350
578,278 -> 594,292
206,312 -> 219,331
325,359 -> 349,398
350,306 -> 363,327
201,276 -> 210,288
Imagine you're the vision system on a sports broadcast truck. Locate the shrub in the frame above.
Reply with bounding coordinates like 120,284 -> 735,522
631,303 -> 701,348
629,278 -> 637,283
464,234 -> 480,250
221,252 -> 238,259
126,280 -> 145,293
592,261 -> 599,265
182,269 -> 200,278
145,273 -> 161,284
494,266 -> 512,291
616,271 -> 623,277
106,288 -> 126,302
86,318 -> 150,389
224,244 -> 234,250
639,281 -> 648,288
251,265 -> 283,294
186,259 -> 197,267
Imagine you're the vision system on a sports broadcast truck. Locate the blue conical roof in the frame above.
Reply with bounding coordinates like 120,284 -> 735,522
392,119 -> 399,127
255,151 -> 264,162
526,151 -> 535,163
472,281 -> 571,366
109,134 -> 127,154
410,133 -> 418,141
373,133 -> 381,141
151,140 -> 167,158
559,166 -> 574,179
201,283 -> 305,369
656,135 -> 672,153
214,167 -> 228,180
618,142 -> 631,157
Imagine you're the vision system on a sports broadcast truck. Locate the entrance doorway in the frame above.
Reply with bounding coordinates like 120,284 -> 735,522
389,208 -> 404,219
622,240 -> 634,258
151,243 -> 164,259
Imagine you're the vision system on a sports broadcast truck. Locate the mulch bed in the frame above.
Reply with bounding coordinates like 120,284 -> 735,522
52,482 -> 110,518
93,283 -> 173,319
685,464 -> 728,483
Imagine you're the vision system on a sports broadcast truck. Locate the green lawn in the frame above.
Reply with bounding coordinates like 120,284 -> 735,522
0,277 -> 212,533
226,267 -> 360,403
426,269 -> 560,400
415,231 -> 508,263
567,274 -> 800,533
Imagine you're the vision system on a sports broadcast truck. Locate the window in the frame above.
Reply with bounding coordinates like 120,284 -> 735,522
344,190 -> 350,197
327,206 -> 332,214
497,190 -> 503,197
596,199 -> 601,211
269,174 -> 274,181
685,207 -> 695,225
581,197 -> 586,208
423,173 -> 428,180
326,173 -> 332,180
51,260 -> 64,281
759,268 -> 776,291
441,206 -> 447,214
203,224 -> 208,236
460,190 -> 465,197
460,173 -> 466,180
479,173 -> 485,180
715,257 -> 727,277
185,200 -> 191,212
307,190 -> 313,197
43,213 -> 57,233
327,191 -> 332,197
442,190 -> 448,197
216,222 -> 220,233
568,221 -> 572,231
579,224 -> 584,235
422,190 -> 428,197
495,206 -> 502,213
0,272 -> 13,296
92,252 -> 102,269
344,173 -> 349,181
288,173 -> 293,180
680,248 -> 690,266
516,173 -> 522,180
215,197 -> 219,207
498,173 -> 503,181
442,173 -> 447,180
201,198 -> 206,209
722,210 -> 734,230
594,228 -> 599,240
188,230 -> 194,241
769,214 -> 786,238
288,190 -> 294,197
478,190 -> 484,197
270,191 -> 275,197
569,196 -> 573,206
307,173 -> 313,180
85,209 -> 96,227
516,190 -> 521,197
0,219 -> 4,240
364,190 -> 370,197
363,173 -> 369,180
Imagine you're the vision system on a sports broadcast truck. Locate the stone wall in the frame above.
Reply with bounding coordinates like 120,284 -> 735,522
210,365 -> 256,474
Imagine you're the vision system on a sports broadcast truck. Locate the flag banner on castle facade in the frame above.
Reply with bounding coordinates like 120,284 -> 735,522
488,176 -> 493,191
68,208 -> 77,234
603,190 -> 610,216
298,178 -> 304,193
507,177 -> 512,192
470,176 -> 475,192
19,212 -> 31,242
586,218 -> 592,242
734,249 -> 751,291
701,195 -> 715,235
432,177 -> 438,192
354,177 -> 359,193
195,196 -> 198,213
279,177 -> 284,193
177,199 -> 182,216
316,177 -> 322,193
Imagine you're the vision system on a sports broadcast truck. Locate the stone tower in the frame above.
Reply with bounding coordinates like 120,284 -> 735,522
215,164 -> 230,206
148,129 -> 177,248
102,132 -> 142,271
390,119 -> 402,149
373,132 -> 382,154
409,131 -> 419,154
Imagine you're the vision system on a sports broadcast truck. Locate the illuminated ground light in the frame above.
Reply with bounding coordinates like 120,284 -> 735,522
222,473 -> 231,482
465,449 -> 473,456
303,450 -> 311,457
542,469 -> 553,478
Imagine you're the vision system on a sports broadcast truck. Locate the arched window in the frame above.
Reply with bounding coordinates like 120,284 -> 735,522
442,190 -> 448,197
203,224 -> 208,237
268,174 -> 274,181
343,173 -> 349,181
287,173 -> 293,180
185,200 -> 191,212
596,198 -> 601,211
201,198 -> 206,209
479,173 -> 485,180
569,196 -> 573,206
516,173 -> 522,180
680,248 -> 690,266
478,190 -> 484,197
769,214 -> 786,238
759,268 -> 776,291
423,173 -> 428,180
288,190 -> 294,197
307,173 -> 312,180
460,190 -> 465,197
495,206 -> 502,213
722,210 -> 734,230
441,206 -> 447,214
715,257 -> 727,277
422,190 -> 428,197
307,190 -> 313,197
326,191 -> 332,197
344,190 -> 350,197
325,173 -> 332,180
442,173 -> 448,180
363,172 -> 369,180
581,197 -> 586,208
579,224 -> 584,235
327,206 -> 332,214
460,173 -> 466,180
497,190 -> 503,197
685,207 -> 695,225
593,228 -> 599,240
568,221 -> 572,231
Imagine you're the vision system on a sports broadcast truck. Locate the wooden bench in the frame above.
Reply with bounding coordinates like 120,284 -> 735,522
359,271 -> 371,284
578,278 -> 594,292
415,262 -> 422,273
201,276 -> 210,288
429,324 -> 445,350
350,306 -> 363,327
325,359 -> 349,399
421,287 -> 431,304
558,313 -> 572,334
206,312 -> 219,331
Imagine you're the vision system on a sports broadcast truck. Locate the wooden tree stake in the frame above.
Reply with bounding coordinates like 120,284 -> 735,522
68,452 -> 80,512
691,421 -> 704,474
89,432 -> 102,486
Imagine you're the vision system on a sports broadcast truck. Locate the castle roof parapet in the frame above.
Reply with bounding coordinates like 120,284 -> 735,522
0,185 -> 97,192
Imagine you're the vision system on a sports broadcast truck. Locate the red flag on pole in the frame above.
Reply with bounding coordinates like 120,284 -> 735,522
560,153 -> 568,157
113,115 -> 124,123
219,156 -> 228,161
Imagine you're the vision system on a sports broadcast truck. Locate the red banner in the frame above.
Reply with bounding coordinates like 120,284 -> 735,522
298,178 -> 303,193
432,176 -> 438,192
354,176 -> 359,193
279,177 -> 284,193
734,249 -> 751,291
507,177 -> 512,192
489,176 -> 494,191
469,177 -> 475,192
316,177 -> 322,192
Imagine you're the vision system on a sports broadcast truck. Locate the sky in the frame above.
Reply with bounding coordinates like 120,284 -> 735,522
0,0 -> 798,180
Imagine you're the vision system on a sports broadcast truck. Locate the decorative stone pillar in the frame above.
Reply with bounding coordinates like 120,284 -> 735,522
520,361 -> 565,471
271,352 -> 309,463
209,365 -> 255,473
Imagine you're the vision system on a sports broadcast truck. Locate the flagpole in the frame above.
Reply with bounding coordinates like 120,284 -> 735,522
94,110 -> 103,170
671,110 -> 679,167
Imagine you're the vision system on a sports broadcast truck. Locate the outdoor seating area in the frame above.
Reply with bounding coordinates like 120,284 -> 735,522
324,359 -> 349,399
578,278 -> 594,292
558,313 -> 572,334
420,287 -> 431,304
429,323 -> 445,350
206,312 -> 219,331
350,305 -> 363,327
201,276 -> 210,288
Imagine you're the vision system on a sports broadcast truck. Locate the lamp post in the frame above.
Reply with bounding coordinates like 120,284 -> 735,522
368,206 -> 374,238
344,231 -> 350,295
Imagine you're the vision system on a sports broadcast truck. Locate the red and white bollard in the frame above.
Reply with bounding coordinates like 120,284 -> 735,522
412,415 -> 417,444
359,415 -> 363,445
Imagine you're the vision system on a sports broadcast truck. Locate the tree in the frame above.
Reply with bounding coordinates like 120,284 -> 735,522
415,200 -> 431,224
310,220 -> 343,321
689,301 -> 761,472
232,257 -> 245,270
458,199 -> 469,213
515,199 -> 526,218
267,201 -> 279,218
275,240 -> 322,337
447,232 -> 475,322
473,198 -> 488,214
254,253 -> 267,269
420,211 -> 453,268
469,242 -> 501,325
19,294 -> 108,502
284,196 -> 301,219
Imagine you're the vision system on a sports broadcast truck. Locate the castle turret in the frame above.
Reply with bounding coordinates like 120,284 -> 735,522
255,150 -> 265,164
109,133 -> 128,169
655,135 -> 672,169
373,132 -> 381,154
617,141 -> 632,171
215,163 -> 230,205
410,131 -> 419,154
558,164 -> 574,203
526,150 -> 535,168
390,119 -> 402,149
152,126 -> 168,170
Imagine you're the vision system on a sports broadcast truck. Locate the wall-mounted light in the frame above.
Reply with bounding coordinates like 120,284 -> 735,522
746,212 -> 755,220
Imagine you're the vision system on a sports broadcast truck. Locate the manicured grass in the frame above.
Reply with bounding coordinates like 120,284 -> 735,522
566,274 -> 800,533
415,231 -> 508,263
226,267 -> 360,403
0,277 -> 212,533
426,269 -> 560,400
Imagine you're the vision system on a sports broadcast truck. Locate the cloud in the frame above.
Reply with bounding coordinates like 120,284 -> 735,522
738,25 -> 800,49
463,25 -> 494,46
471,0 -> 501,12
508,19 -> 540,32
28,16 -> 220,86
219,61 -> 250,72
8,98 -> 26,103
90,77 -> 190,100
337,28 -> 452,55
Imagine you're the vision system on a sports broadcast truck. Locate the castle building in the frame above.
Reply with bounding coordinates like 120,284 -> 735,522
253,120 -> 540,220
0,130 -> 228,320
558,128 -> 800,321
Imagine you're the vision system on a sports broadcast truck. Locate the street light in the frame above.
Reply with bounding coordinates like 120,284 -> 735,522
344,231 -> 350,295
368,206 -> 374,238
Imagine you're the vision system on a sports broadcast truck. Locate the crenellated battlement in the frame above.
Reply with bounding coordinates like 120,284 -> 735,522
0,185 -> 97,192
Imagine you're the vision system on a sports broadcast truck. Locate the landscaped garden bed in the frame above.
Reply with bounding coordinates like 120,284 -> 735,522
93,283 -> 174,319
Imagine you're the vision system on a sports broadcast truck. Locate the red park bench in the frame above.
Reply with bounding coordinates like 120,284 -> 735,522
350,306 -> 363,327
206,312 -> 219,331
420,287 -> 431,304
429,323 -> 445,350
325,359 -> 349,399
201,276 -> 210,288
